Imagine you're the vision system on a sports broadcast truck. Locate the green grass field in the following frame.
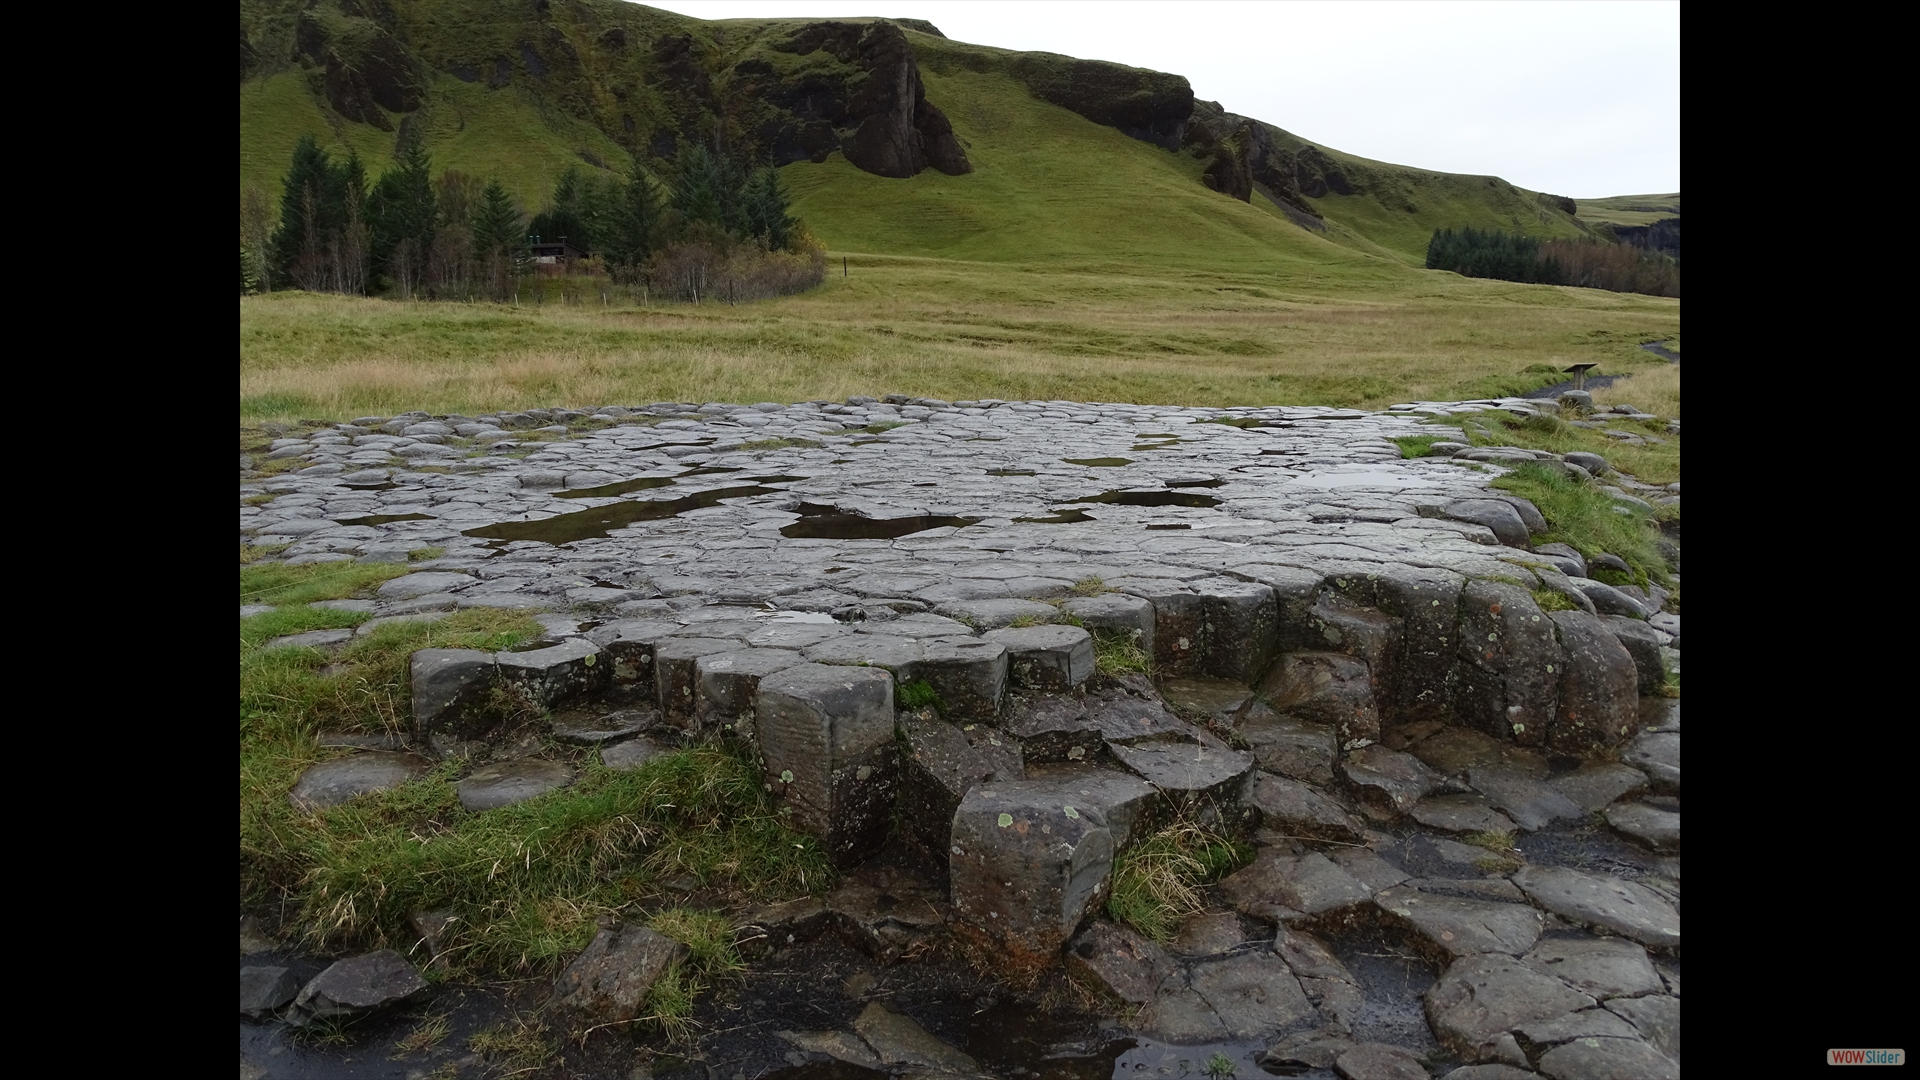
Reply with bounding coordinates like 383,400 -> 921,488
239,31 -> 1676,424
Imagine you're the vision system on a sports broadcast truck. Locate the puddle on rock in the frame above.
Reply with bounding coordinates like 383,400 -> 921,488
557,464 -> 757,500
1015,509 -> 1097,524
1145,523 -> 1191,530
1064,457 -> 1133,467
1067,489 -> 1222,508
780,503 -> 983,539
331,512 -> 434,526
465,484 -> 788,545
1164,478 -> 1225,488
988,468 -> 1038,476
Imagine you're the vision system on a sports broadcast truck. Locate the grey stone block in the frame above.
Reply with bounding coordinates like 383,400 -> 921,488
1060,593 -> 1156,657
983,624 -> 1094,690
1548,611 -> 1639,756
694,648 -> 804,738
949,777 -> 1117,966
497,638 -> 607,713
756,663 -> 898,868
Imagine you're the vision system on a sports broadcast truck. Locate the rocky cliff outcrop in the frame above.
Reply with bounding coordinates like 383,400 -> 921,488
762,22 -> 970,176
1007,55 -> 1195,150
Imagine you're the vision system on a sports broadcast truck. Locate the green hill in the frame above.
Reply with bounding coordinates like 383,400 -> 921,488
238,1 -> 1609,271
1575,193 -> 1682,229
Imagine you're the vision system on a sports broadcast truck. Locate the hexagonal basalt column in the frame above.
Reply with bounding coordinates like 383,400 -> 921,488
654,637 -> 746,727
410,648 -> 499,743
755,663 -> 898,869
1059,594 -> 1155,658
585,619 -> 687,700
694,648 -> 805,739
1451,580 -> 1563,745
1194,578 -> 1278,684
496,639 -> 607,711
1546,612 -> 1639,755
950,777 -> 1118,969
916,636 -> 1008,719
983,625 -> 1094,691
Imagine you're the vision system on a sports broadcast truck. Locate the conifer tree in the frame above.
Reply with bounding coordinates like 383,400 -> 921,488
271,135 -> 334,289
470,178 -> 528,301
370,132 -> 437,297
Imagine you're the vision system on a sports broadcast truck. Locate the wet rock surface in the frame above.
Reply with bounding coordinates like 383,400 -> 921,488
242,395 -> 1679,1077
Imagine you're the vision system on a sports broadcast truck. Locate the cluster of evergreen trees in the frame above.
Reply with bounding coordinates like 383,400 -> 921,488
242,135 -> 810,302
1425,227 -> 1679,298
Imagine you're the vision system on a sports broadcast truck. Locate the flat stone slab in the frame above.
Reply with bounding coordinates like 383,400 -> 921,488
1425,954 -> 1596,1058
1513,865 -> 1681,948
1239,710 -> 1338,784
1221,850 -> 1374,921
1341,745 -> 1440,814
1605,802 -> 1680,850
1249,772 -> 1367,843
1623,730 -> 1680,791
1537,1036 -> 1679,1079
1411,793 -> 1518,835
1547,763 -> 1648,814
289,752 -> 432,810
600,735 -> 667,771
1141,950 -> 1317,1042
1468,765 -> 1585,831
1605,994 -> 1680,1060
1159,676 -> 1254,718
1523,936 -> 1662,1000
550,707 -> 657,744
935,598 -> 1061,629
1334,1043 -> 1431,1080
851,1002 -> 980,1073
1107,739 -> 1254,802
552,923 -> 688,1023
287,950 -> 429,1026
264,628 -> 355,651
1171,911 -> 1259,957
456,758 -> 576,811
1372,886 -> 1544,958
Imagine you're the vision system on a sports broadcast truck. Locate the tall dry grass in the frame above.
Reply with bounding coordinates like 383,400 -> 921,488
240,260 -> 1679,421
1591,362 -> 1680,419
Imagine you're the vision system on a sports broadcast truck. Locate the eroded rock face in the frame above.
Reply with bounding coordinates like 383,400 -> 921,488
767,22 -> 970,176
949,775 -> 1120,966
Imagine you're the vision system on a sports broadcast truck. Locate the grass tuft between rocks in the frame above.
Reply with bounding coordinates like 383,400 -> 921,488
1491,461 -> 1670,587
1091,629 -> 1151,677
1105,820 -> 1250,942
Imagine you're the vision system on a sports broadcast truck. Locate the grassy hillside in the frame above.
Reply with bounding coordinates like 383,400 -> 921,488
783,65 -> 1383,278
238,2 -> 1607,267
1576,193 -> 1682,228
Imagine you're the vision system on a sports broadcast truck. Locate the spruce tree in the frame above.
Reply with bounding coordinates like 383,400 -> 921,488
470,178 -> 528,300
271,135 -> 333,288
606,167 -> 667,275
370,132 -> 437,297
741,166 -> 796,251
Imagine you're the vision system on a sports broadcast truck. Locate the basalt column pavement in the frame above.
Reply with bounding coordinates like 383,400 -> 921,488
243,395 -> 1680,1080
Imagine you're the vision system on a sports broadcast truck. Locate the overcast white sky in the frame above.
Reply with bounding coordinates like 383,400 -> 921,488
638,1 -> 1678,198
